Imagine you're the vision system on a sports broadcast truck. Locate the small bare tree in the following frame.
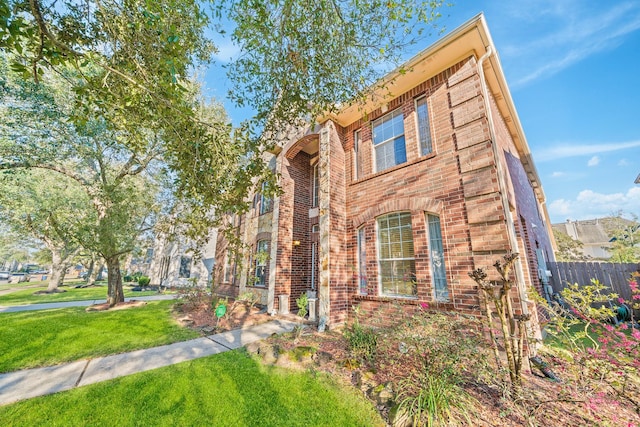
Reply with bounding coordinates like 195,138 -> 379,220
469,253 -> 530,396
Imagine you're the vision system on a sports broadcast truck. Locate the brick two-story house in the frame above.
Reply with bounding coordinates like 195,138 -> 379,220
214,14 -> 556,329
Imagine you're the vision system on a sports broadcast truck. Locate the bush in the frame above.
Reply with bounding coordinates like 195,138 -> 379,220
137,276 -> 150,287
296,293 -> 309,318
388,310 -> 487,426
344,320 -> 378,363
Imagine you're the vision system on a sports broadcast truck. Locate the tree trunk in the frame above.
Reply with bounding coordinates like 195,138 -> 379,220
47,248 -> 65,292
87,259 -> 104,286
85,259 -> 95,284
106,256 -> 124,307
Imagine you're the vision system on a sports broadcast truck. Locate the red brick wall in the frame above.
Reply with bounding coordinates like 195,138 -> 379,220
273,150 -> 315,311
326,122 -> 350,325
330,56 -> 523,324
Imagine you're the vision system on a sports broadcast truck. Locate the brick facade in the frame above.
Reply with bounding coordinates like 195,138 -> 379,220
214,16 -> 555,329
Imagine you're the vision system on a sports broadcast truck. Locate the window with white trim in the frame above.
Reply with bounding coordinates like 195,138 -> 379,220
253,240 -> 269,287
357,227 -> 367,294
254,182 -> 273,215
427,214 -> 448,301
353,129 -> 363,180
373,109 -> 406,172
416,96 -> 433,156
377,212 -> 416,297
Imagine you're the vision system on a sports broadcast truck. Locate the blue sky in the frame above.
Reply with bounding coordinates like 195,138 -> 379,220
204,0 -> 640,224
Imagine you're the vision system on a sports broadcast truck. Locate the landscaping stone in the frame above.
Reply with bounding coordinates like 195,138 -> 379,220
388,403 -> 413,427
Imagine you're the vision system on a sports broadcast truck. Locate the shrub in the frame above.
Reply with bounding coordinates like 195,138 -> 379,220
539,276 -> 640,415
137,276 -> 150,287
344,309 -> 378,363
381,309 -> 489,426
296,293 -> 309,318
175,285 -> 212,312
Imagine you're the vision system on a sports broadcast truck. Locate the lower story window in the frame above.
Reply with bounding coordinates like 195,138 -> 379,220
427,214 -> 448,301
254,240 -> 269,287
179,256 -> 191,278
377,212 -> 416,297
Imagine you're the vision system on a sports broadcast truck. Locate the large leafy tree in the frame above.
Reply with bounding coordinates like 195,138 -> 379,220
1,0 -> 262,235
0,168 -> 85,291
552,228 -> 589,262
604,213 -> 640,263
0,57 -> 165,304
1,0 -> 449,291
224,0 -> 448,144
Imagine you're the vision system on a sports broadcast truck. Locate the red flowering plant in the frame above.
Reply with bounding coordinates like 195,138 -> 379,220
540,274 -> 640,417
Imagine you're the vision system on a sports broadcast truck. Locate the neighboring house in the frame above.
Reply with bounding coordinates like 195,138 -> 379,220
148,227 -> 218,288
552,219 -> 612,259
552,216 -> 639,260
214,14 -> 555,328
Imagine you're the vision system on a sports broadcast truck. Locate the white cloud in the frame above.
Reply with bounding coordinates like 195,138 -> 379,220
551,171 -> 565,178
504,2 -> 640,87
618,159 -> 630,166
548,187 -> 640,222
535,140 -> 640,162
212,40 -> 241,63
587,156 -> 600,167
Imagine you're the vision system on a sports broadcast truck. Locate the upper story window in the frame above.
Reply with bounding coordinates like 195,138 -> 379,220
377,212 -> 416,297
353,129 -> 363,180
254,182 -> 273,215
373,109 -> 406,172
416,96 -> 433,156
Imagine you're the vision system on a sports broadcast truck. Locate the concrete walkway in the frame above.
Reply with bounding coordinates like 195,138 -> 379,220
0,294 -> 176,313
0,318 -> 298,406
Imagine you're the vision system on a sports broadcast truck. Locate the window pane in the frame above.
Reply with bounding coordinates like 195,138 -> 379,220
394,136 -> 407,164
416,97 -> 433,156
254,240 -> 269,287
428,214 -> 448,301
373,110 -> 406,172
377,212 -> 416,297
357,228 -> 367,294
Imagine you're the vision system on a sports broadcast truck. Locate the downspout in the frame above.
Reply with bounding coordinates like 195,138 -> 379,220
476,47 -> 531,320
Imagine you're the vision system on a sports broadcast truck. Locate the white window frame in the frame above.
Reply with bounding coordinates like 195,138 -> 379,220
357,226 -> 368,294
427,213 -> 448,302
353,129 -> 362,180
372,109 -> 406,173
254,240 -> 269,287
376,212 -> 417,298
415,95 -> 433,156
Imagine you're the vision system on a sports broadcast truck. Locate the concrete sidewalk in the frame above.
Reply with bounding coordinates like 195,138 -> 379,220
0,294 -> 176,313
0,319 -> 298,406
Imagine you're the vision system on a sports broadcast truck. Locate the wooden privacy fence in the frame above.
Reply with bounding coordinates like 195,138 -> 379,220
546,262 -> 639,301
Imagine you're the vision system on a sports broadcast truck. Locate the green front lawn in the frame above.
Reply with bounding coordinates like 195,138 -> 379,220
0,300 -> 198,373
0,284 -> 159,306
0,350 -> 383,426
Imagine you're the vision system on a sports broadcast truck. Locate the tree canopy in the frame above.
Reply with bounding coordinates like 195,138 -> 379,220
0,0 -> 450,299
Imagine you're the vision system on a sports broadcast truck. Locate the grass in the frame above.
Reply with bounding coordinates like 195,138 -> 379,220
0,300 -> 199,373
0,350 -> 384,426
0,283 -> 159,306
